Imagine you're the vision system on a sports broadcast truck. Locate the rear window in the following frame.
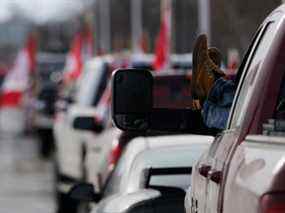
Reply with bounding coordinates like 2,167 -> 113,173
153,74 -> 192,109
76,61 -> 110,106
130,145 -> 205,190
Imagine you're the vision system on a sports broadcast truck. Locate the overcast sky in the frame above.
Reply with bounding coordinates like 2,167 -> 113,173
0,0 -> 95,24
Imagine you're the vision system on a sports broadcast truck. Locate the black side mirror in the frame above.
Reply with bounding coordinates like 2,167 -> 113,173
112,69 -> 153,131
111,69 -> 203,133
68,183 -> 101,203
73,116 -> 104,133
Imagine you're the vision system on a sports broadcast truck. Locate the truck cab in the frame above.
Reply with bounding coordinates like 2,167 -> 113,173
188,4 -> 285,213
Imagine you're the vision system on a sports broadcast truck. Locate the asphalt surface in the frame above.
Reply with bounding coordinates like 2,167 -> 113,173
0,132 -> 55,213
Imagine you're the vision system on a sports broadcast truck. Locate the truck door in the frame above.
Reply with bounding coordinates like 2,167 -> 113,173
190,23 -> 267,213
223,72 -> 285,212
206,18 -> 281,213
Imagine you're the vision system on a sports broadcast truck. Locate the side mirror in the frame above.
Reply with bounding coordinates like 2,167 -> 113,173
111,69 -> 203,133
68,183 -> 101,203
112,69 -> 153,131
73,116 -> 104,133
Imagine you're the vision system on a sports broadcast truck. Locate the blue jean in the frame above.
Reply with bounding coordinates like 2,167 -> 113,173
202,78 -> 235,130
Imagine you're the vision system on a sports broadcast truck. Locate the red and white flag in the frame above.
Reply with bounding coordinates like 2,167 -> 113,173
63,26 -> 94,83
153,0 -> 172,71
0,34 -> 37,108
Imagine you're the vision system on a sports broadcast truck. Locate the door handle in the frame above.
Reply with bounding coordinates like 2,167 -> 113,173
198,165 -> 211,178
209,170 -> 223,184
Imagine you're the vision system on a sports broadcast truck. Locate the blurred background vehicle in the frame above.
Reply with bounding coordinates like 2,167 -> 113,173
70,134 -> 213,213
53,55 -> 113,213
33,52 -> 65,158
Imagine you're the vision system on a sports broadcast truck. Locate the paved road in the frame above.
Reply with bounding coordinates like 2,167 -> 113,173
0,133 -> 55,213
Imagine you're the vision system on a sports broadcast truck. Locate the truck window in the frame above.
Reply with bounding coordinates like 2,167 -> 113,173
263,76 -> 285,136
153,74 -> 192,109
230,22 -> 277,129
275,82 -> 285,119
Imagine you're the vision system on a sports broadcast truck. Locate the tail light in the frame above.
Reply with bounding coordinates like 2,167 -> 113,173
261,193 -> 285,213
108,139 -> 122,171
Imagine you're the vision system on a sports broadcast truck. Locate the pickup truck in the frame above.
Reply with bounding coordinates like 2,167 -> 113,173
111,4 -> 285,213
186,4 -> 285,213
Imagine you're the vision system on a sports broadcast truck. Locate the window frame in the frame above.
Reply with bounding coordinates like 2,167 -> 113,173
227,22 -> 273,129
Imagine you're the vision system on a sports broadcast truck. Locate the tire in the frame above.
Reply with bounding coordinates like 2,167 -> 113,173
37,128 -> 54,159
77,202 -> 91,213
56,192 -> 80,213
53,154 -> 80,213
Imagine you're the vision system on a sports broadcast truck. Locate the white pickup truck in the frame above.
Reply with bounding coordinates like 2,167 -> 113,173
186,4 -> 285,213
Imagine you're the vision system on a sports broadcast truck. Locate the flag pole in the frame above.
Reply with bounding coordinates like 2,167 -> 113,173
162,0 -> 172,70
131,0 -> 143,53
99,0 -> 111,53
198,0 -> 211,44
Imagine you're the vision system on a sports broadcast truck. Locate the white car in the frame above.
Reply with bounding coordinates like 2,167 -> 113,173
69,134 -> 213,213
53,56 -> 113,212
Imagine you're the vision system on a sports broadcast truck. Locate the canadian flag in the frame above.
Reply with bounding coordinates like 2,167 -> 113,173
0,34 -> 37,108
153,0 -> 172,71
63,26 -> 94,83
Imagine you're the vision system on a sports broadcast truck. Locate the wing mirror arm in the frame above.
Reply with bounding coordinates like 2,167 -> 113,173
149,108 -> 204,133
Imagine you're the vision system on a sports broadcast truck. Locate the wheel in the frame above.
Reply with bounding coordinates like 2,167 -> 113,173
54,162 -> 80,213
37,128 -> 54,159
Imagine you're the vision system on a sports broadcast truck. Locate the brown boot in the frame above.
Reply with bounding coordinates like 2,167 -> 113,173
191,34 -> 207,101
191,34 -> 225,110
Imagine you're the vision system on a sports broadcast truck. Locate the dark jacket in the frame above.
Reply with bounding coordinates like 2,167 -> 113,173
202,78 -> 235,130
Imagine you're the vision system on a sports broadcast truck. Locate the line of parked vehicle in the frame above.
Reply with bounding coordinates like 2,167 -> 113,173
31,4 -> 285,213
44,52 -> 205,213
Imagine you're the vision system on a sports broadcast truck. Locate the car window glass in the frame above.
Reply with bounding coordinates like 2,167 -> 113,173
230,22 -> 277,128
149,174 -> 190,191
262,74 -> 285,136
130,145 -> 207,190
75,61 -> 105,106
275,82 -> 285,119
153,75 -> 192,109
91,64 -> 109,106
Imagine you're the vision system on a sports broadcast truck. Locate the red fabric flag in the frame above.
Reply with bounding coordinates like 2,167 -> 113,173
153,0 -> 171,71
63,32 -> 84,82
63,27 -> 94,83
0,34 -> 37,107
